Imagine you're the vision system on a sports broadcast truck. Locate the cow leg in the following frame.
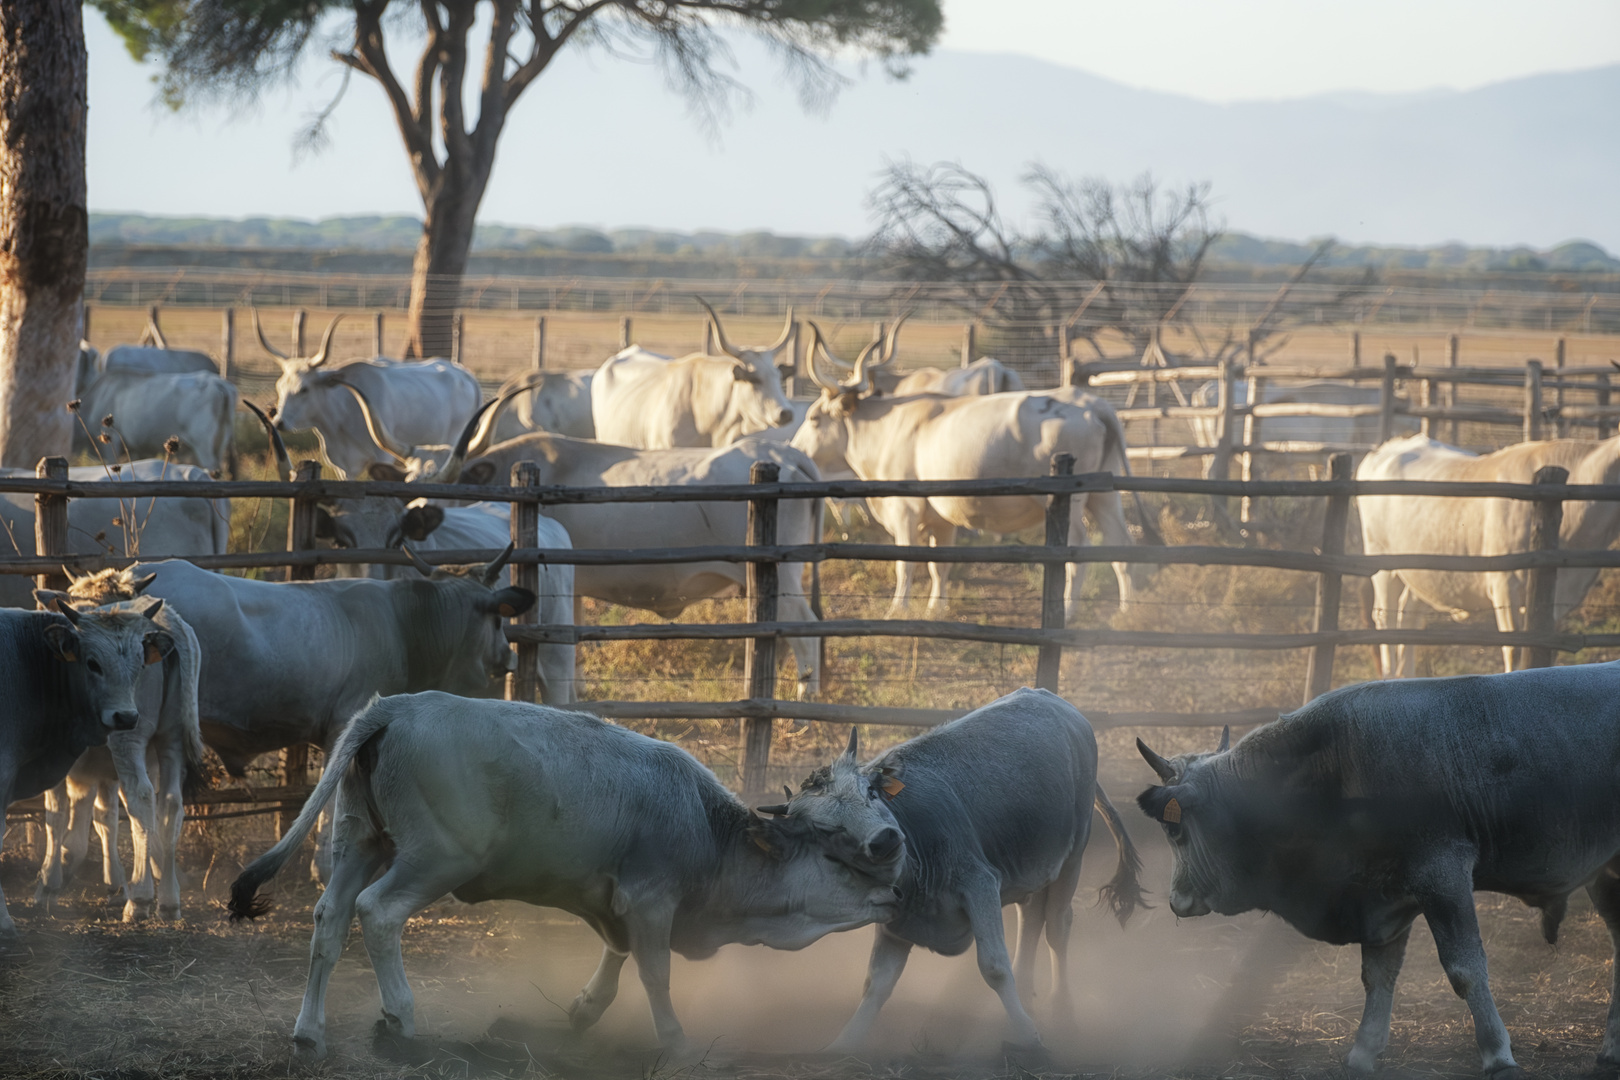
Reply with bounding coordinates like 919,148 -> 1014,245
778,582 -> 820,699
59,775 -> 98,886
1394,583 -> 1421,679
292,828 -> 388,1063
151,740 -> 188,920
625,907 -> 688,1051
34,782 -> 71,913
1487,572 -> 1522,674
92,782 -> 126,900
875,499 -> 925,616
107,736 -> 158,922
964,881 -> 1042,1048
1041,848 -> 1087,1020
1078,490 -> 1135,618
1422,882 -> 1517,1076
924,520 -> 956,615
1013,899 -> 1047,1005
1346,925 -> 1412,1075
1371,571 -> 1398,678
0,780 -> 15,937
1584,863 -> 1620,1068
825,926 -> 913,1052
568,945 -> 629,1034
356,861 -> 468,1043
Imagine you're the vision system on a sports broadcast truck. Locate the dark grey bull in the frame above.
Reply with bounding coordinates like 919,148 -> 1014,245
132,552 -> 534,777
229,696 -> 906,1059
789,688 -> 1146,1051
0,600 -> 174,936
1136,661 -> 1620,1078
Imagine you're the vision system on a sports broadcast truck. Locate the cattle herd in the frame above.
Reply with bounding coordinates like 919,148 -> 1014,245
8,304 -> 1620,1077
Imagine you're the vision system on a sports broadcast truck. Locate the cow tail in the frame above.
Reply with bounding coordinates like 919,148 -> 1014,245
1100,402 -> 1165,548
228,695 -> 392,921
171,618 -> 210,801
1093,786 -> 1149,925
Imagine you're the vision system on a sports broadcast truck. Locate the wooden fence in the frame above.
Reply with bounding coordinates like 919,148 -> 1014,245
7,460 -> 1620,815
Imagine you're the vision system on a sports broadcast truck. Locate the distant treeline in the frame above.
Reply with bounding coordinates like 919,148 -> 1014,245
88,213 -> 1620,275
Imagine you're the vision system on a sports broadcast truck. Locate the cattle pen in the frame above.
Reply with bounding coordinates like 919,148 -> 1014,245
5,459 -> 1620,820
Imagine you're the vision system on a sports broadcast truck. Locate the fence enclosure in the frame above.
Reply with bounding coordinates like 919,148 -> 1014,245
8,464 -> 1620,817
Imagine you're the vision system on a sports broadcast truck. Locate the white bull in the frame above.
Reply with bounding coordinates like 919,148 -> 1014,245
257,311 -> 482,479
875,356 -> 1025,397
591,300 -> 796,448
489,368 -> 595,441
1358,432 -> 1620,676
0,461 -> 230,609
74,369 -> 239,475
792,321 -> 1139,620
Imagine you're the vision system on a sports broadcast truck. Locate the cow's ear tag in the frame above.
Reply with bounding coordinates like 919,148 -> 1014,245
144,641 -> 165,665
61,649 -> 77,663
881,776 -> 905,798
497,602 -> 519,618
751,832 -> 774,854
1161,797 -> 1182,824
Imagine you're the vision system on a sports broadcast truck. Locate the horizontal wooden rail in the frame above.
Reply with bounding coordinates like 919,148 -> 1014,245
8,472 -> 1620,506
12,542 -> 1620,578
576,699 -> 1288,730
506,618 -> 1619,653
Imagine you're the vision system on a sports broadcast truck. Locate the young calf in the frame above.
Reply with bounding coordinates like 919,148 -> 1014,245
230,695 -> 906,1060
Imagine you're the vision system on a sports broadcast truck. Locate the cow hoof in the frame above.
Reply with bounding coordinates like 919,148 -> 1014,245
1485,1068 -> 1526,1080
158,904 -> 182,922
1001,1040 -> 1051,1068
567,993 -> 604,1034
123,900 -> 153,923
32,888 -> 58,915
291,1035 -> 326,1064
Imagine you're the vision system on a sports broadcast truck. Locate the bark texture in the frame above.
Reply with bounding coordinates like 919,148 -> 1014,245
0,0 -> 86,466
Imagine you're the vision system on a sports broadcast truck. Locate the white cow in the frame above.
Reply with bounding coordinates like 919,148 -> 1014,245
0,461 -> 230,609
1359,433 -> 1620,676
35,570 -> 205,922
792,321 -> 1139,620
875,356 -> 1026,397
257,311 -> 482,480
591,300 -> 797,448
74,369 -> 239,475
228,696 -> 905,1059
490,368 -> 595,441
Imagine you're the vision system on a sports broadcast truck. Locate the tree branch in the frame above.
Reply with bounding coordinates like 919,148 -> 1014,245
346,0 -> 441,193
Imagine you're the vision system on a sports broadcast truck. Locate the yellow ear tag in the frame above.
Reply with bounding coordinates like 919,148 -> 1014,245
61,650 -> 77,663
144,642 -> 165,665
881,777 -> 905,798
751,833 -> 773,853
1162,797 -> 1182,824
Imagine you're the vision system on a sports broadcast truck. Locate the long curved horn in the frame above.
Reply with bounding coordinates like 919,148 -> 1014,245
400,544 -> 436,577
251,308 -> 290,362
435,394 -> 507,485
466,381 -> 538,459
333,381 -> 408,466
766,307 -> 795,353
481,541 -> 516,587
848,336 -> 887,395
146,314 -> 168,350
694,296 -> 742,360
877,310 -> 910,366
307,314 -> 345,368
804,322 -> 845,393
1137,737 -> 1177,782
242,400 -> 293,482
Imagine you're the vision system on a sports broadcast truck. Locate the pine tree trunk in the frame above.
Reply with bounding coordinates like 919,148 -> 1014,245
0,0 -> 87,466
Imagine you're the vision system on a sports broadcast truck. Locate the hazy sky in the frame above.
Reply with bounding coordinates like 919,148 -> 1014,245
940,0 -> 1620,101
85,1 -> 1620,244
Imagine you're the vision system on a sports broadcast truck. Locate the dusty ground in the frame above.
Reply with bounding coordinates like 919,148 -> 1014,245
4,725 -> 1620,1080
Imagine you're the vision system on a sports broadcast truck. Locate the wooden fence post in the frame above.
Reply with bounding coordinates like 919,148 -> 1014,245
1212,357 -> 1239,484
293,309 -> 306,357
1524,360 -> 1544,443
1448,332 -> 1461,444
81,303 -> 91,344
1522,465 -> 1567,670
373,311 -> 385,356
506,462 -> 542,703
961,323 -> 975,368
1555,337 -> 1568,438
451,312 -> 464,365
1349,330 -> 1360,367
784,319 -> 802,396
1303,453 -> 1352,703
740,461 -> 780,798
278,459 -> 321,837
219,308 -> 234,378
34,457 -> 68,596
532,315 -> 547,369
1035,453 -> 1075,692
1378,353 -> 1398,444
1419,380 -> 1433,438
1241,370 -> 1264,522
619,316 -> 633,350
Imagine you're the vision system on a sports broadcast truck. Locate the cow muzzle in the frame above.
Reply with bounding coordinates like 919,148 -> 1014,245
107,709 -> 140,732
773,407 -> 794,426
864,826 -> 903,863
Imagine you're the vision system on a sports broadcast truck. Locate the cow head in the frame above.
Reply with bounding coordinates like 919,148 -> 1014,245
758,727 -> 907,877
696,297 -> 797,433
791,318 -> 907,476
1136,727 -> 1270,918
32,591 -> 175,742
256,310 -> 347,435
339,380 -> 515,485
395,542 -> 536,694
